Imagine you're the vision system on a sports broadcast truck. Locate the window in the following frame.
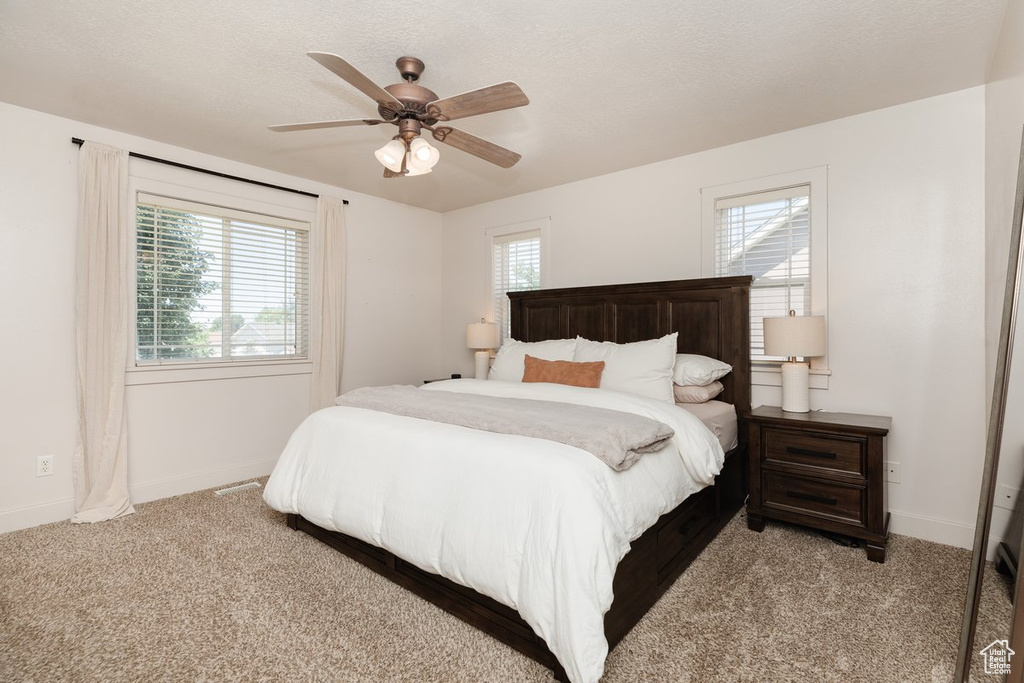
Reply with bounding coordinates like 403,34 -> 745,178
702,168 -> 828,367
135,193 -> 310,364
488,218 -> 549,341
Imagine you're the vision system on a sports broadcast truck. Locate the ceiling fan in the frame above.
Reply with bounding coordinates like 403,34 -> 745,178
269,53 -> 529,178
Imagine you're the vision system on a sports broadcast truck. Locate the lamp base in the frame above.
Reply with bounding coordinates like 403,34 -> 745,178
780,361 -> 811,413
474,351 -> 490,380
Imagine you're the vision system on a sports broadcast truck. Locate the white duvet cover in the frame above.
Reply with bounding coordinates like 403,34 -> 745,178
263,379 -> 724,683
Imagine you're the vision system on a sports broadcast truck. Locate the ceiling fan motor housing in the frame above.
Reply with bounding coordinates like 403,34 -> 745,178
381,82 -> 439,122
378,56 -> 440,124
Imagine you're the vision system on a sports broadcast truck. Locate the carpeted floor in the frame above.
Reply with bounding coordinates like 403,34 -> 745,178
0,481 -> 1012,682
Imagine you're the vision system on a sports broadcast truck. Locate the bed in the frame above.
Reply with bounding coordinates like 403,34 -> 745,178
266,276 -> 752,682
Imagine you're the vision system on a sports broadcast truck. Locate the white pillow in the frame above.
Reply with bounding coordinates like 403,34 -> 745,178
673,381 -> 725,404
573,333 -> 677,402
488,338 -> 578,382
672,354 -> 732,386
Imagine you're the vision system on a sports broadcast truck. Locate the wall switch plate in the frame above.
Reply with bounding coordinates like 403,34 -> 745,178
885,461 -> 901,484
36,455 -> 54,477
996,484 -> 1020,511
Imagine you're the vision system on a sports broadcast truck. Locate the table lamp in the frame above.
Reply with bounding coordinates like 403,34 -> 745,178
466,319 -> 500,380
763,311 -> 826,413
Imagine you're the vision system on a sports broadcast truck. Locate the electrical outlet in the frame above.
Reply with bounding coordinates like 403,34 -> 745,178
996,484 -> 1021,511
885,460 -> 901,484
36,455 -> 54,477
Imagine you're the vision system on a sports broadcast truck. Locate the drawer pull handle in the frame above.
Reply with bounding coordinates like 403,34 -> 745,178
677,518 -> 707,537
786,446 -> 837,460
786,490 -> 837,505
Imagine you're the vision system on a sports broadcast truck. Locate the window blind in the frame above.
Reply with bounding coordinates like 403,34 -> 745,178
713,185 -> 811,360
135,193 -> 310,364
492,230 -> 541,341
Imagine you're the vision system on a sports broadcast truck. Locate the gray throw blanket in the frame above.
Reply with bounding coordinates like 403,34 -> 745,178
335,385 -> 674,471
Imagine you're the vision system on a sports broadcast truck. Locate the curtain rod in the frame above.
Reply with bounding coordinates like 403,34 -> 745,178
70,137 -> 348,205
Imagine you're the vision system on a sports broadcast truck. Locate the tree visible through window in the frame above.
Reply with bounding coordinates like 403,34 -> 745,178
136,204 -> 217,360
492,230 -> 541,341
135,196 -> 309,364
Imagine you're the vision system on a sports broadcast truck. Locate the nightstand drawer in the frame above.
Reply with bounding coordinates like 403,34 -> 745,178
763,472 -> 865,525
764,428 -> 864,476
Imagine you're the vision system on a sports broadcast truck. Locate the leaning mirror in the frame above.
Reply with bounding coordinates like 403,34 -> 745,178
956,125 -> 1024,681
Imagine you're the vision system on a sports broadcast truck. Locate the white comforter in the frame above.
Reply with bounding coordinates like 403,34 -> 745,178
263,379 -> 724,683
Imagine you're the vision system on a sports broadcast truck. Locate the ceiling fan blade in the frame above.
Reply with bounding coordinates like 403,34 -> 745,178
268,119 -> 384,132
383,167 -> 404,178
307,52 -> 403,114
431,126 -> 522,168
426,82 -> 529,122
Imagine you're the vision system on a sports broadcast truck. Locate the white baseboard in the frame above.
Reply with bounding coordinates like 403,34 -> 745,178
128,459 -> 277,505
0,497 -> 77,535
0,459 -> 277,535
890,510 -> 1002,562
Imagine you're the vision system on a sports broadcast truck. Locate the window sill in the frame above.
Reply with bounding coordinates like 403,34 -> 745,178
751,365 -> 831,390
125,359 -> 312,386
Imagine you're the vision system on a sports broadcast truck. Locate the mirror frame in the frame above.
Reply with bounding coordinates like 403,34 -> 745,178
956,125 -> 1024,681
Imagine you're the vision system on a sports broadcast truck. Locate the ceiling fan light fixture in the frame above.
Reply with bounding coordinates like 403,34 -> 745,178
408,137 -> 440,169
403,158 -> 433,176
374,138 -> 407,172
275,53 -> 528,176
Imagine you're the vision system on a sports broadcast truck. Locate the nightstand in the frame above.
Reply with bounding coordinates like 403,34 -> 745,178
745,406 -> 892,562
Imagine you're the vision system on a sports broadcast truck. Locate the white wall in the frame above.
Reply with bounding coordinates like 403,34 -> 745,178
986,0 -> 1024,551
0,101 -> 443,533
441,88 -> 988,549
0,74 -> 997,551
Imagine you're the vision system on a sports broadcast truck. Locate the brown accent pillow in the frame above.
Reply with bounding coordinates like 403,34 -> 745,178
522,355 -> 605,388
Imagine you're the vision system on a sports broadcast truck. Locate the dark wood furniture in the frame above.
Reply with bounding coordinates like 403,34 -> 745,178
286,275 -> 752,681
745,405 -> 892,562
423,373 -> 462,384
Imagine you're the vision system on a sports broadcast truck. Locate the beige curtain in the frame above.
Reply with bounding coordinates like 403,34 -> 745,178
72,142 -> 135,523
309,196 -> 347,410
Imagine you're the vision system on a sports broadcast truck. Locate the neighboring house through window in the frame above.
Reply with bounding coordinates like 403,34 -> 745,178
702,167 -> 829,372
135,193 -> 310,365
488,218 -> 549,342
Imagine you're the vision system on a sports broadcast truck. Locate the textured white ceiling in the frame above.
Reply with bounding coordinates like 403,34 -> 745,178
0,0 -> 1008,212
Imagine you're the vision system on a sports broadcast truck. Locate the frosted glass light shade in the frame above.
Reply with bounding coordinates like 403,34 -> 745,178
403,158 -> 432,176
408,137 -> 440,168
466,321 -> 499,350
374,139 -> 406,172
763,314 -> 826,359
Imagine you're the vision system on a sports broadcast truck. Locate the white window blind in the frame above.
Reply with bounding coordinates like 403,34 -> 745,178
492,229 -> 541,341
714,185 -> 811,360
135,193 -> 309,364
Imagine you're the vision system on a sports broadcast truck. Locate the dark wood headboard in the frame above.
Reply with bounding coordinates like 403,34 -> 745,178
508,276 -> 752,416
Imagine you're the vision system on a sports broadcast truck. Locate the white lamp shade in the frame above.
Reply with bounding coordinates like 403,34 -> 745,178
408,137 -> 440,169
466,322 -> 499,350
374,139 -> 407,173
403,159 -> 433,176
763,314 -> 826,358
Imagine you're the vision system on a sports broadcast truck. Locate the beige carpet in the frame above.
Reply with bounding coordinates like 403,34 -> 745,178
0,481 -> 1012,682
